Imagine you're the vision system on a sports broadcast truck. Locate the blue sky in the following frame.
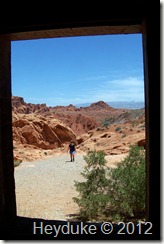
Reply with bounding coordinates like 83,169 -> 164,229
11,34 -> 144,106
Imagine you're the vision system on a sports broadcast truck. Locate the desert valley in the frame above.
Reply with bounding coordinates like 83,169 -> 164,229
12,96 -> 145,163
13,96 -> 146,220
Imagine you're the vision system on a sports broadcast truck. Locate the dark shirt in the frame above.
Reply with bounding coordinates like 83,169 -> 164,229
69,144 -> 76,152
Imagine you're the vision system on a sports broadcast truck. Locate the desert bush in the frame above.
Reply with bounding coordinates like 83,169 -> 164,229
107,145 -> 146,221
102,117 -> 114,127
73,150 -> 109,221
115,126 -> 121,132
74,145 -> 146,222
14,159 -> 22,167
102,120 -> 110,127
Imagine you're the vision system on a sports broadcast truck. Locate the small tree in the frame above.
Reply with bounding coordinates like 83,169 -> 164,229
107,145 -> 146,220
73,150 -> 109,221
73,145 -> 146,222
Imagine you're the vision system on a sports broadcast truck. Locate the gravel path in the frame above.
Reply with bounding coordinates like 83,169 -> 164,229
14,154 -> 86,221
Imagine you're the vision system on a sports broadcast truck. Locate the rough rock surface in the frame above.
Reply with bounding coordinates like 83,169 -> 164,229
77,123 -> 145,155
12,96 -> 145,161
13,114 -> 76,150
138,138 -> 146,149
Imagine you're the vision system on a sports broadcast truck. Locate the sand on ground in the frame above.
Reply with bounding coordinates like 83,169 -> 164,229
14,153 -> 127,221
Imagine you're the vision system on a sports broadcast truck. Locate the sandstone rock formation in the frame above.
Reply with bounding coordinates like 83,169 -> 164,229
12,96 -> 100,135
77,122 -> 145,155
12,96 -> 50,114
138,138 -> 146,149
13,114 -> 77,150
12,96 -> 145,161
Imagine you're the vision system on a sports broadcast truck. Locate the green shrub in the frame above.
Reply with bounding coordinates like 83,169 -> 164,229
107,145 -> 146,221
102,120 -> 110,127
73,150 -> 109,221
14,159 -> 22,167
115,126 -> 121,132
102,117 -> 114,127
73,145 -> 146,222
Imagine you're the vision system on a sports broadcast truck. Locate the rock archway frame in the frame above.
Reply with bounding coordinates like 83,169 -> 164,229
0,5 -> 160,239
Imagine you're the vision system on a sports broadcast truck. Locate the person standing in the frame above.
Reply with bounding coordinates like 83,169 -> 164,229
68,140 -> 76,162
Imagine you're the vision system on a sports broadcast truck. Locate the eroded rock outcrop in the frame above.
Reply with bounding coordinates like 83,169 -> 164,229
138,139 -> 146,149
12,96 -> 145,161
77,122 -> 145,155
12,96 -> 50,114
13,114 -> 77,150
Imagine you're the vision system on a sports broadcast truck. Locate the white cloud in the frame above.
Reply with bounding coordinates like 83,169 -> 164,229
74,77 -> 144,103
85,75 -> 109,81
25,76 -> 144,106
108,77 -> 144,88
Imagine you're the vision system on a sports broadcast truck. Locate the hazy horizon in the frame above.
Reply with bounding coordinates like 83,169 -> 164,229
13,95 -> 144,109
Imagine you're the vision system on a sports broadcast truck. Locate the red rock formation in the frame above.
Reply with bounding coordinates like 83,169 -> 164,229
12,96 -> 49,114
12,96 -> 101,135
13,115 -> 77,150
88,101 -> 113,110
60,114 -> 99,136
137,139 -> 146,149
77,122 -> 145,155
12,96 -> 145,158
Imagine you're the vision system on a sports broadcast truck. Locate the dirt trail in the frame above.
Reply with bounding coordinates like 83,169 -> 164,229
14,153 -> 126,221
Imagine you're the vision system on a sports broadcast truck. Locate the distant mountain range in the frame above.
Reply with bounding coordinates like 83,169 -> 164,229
76,101 -> 145,109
